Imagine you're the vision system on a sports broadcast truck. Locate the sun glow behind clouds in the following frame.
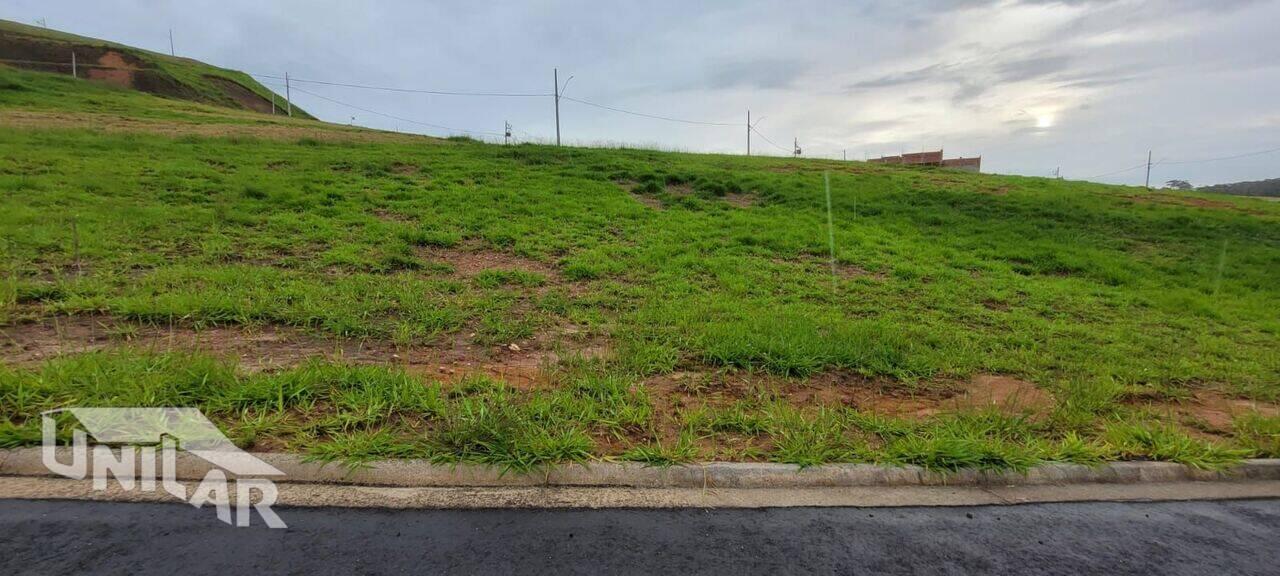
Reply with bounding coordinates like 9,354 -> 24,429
1035,114 -> 1055,129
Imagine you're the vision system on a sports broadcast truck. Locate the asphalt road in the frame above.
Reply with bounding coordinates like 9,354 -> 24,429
2,498 -> 1278,575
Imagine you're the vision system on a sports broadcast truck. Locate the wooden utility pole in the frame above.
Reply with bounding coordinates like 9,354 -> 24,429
168,29 -> 175,56
285,71 -> 292,117
746,110 -> 751,156
1145,150 -> 1154,188
71,52 -> 76,78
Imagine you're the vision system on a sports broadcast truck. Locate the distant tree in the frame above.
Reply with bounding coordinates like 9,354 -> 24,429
1199,178 -> 1280,198
1164,179 -> 1193,190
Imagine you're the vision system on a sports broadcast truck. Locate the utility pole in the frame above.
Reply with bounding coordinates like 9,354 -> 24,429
168,28 -> 175,57
843,149 -> 847,161
746,110 -> 751,156
554,68 -> 561,146
285,71 -> 292,117
71,52 -> 76,78
505,121 -> 512,145
793,138 -> 801,158
552,69 -> 573,147
1144,150 -> 1152,189
271,92 -> 275,115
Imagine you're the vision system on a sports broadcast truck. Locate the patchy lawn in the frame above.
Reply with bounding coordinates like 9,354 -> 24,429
2,64 -> 1278,471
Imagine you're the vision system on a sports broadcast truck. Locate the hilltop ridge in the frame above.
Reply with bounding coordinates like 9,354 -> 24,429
0,18 -> 310,118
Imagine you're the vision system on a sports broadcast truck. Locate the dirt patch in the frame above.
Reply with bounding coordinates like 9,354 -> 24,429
802,371 -> 953,417
949,374 -> 1054,413
1129,193 -> 1266,215
204,75 -> 275,114
632,194 -> 663,209
980,298 -> 1011,312
785,256 -> 886,281
0,315 -> 601,390
1181,391 -> 1280,432
373,209 -> 412,222
84,51 -> 137,87
642,369 -> 957,419
616,181 -> 664,210
0,33 -> 211,100
422,242 -> 560,280
0,109 -> 434,144
835,263 -> 883,280
722,192 -> 757,208
667,183 -> 695,197
389,162 -> 420,175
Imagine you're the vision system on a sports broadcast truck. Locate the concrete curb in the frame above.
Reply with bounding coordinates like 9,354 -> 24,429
3,448 -> 1278,489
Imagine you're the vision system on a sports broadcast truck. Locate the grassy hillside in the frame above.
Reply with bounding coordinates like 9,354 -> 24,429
1201,178 -> 1280,198
1,63 -> 1278,470
0,19 -> 311,118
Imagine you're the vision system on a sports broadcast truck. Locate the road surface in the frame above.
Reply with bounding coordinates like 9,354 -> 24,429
2,498 -> 1278,574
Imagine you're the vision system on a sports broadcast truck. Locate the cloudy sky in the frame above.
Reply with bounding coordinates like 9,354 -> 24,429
5,0 -> 1278,185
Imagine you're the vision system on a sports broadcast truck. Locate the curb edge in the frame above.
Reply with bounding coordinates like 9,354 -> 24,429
3,449 -> 1278,489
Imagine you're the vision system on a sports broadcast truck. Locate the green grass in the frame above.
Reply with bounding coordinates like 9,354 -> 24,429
1,62 -> 1278,471
0,18 -> 311,118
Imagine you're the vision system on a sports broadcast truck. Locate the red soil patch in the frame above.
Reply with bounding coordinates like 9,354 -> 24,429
85,51 -> 137,87
1181,391 -> 1280,432
638,371 -> 1057,424
949,374 -> 1054,413
203,75 -> 275,114
0,110 -> 432,144
422,242 -> 559,280
784,256 -> 886,281
0,315 -> 603,390
641,369 -> 955,419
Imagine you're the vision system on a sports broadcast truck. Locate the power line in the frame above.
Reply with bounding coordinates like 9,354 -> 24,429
1085,162 -> 1153,180
1086,144 -> 1280,180
11,54 -> 1279,175
1159,145 -> 1280,165
749,125 -> 789,153
560,95 -> 736,127
287,85 -> 505,137
249,72 -> 550,98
